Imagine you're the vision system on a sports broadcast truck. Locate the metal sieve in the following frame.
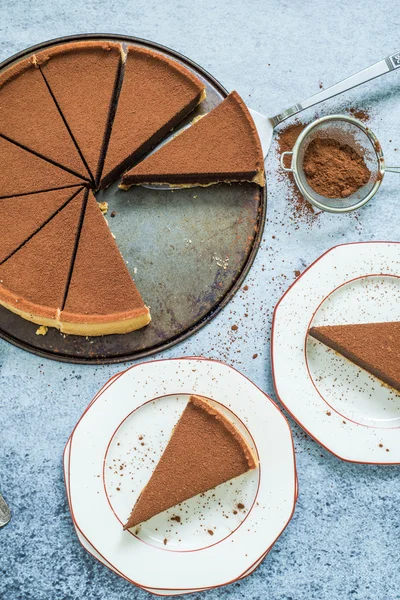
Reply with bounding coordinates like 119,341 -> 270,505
280,114 -> 400,213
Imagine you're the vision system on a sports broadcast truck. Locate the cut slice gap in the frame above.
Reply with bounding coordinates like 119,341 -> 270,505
0,133 -> 91,183
94,44 -> 126,187
125,394 -> 257,529
0,183 -> 83,201
60,191 -> 150,336
36,41 -> 124,188
121,91 -> 265,188
100,45 -> 206,188
0,188 -> 87,328
0,186 -> 84,263
0,55 -> 90,180
0,136 -> 84,197
309,322 -> 400,393
60,188 -> 89,311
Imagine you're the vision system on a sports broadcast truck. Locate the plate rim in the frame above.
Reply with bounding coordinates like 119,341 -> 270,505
271,240 -> 400,465
62,371 -> 293,595
66,357 -> 297,591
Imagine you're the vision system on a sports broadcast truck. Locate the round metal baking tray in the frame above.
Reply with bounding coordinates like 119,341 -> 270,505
0,34 -> 266,364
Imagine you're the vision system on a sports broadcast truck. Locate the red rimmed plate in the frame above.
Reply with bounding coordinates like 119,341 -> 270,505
65,358 -> 297,592
272,241 -> 400,464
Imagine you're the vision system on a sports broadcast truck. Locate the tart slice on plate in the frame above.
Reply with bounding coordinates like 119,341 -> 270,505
60,191 -> 150,335
125,394 -> 257,528
101,45 -> 206,187
120,91 -> 265,189
309,321 -> 400,392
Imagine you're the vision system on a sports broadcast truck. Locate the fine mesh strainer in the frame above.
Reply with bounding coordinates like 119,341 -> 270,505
280,114 -> 400,213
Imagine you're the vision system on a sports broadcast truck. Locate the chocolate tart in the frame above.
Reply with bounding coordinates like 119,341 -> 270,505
0,187 -> 81,263
0,136 -> 83,198
0,56 -> 89,180
0,188 -> 86,327
120,91 -> 265,189
101,45 -> 206,188
60,191 -> 150,335
36,41 -> 123,184
124,395 -> 257,529
309,322 -> 400,392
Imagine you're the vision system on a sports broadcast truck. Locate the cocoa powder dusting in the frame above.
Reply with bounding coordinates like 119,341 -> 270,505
303,138 -> 371,198
276,108 -> 369,223
276,122 -> 319,225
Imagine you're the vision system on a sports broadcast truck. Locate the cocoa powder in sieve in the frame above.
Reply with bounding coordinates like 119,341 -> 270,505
303,137 -> 371,198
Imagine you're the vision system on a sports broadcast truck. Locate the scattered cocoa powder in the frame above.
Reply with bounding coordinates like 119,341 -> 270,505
294,270 -> 301,277
207,529 -> 214,536
348,108 -> 370,122
252,353 -> 258,359
303,138 -> 371,198
171,515 -> 181,523
231,324 -> 238,331
237,503 -> 245,510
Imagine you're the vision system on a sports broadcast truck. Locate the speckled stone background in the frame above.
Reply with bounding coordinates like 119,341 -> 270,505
1,1 -> 400,598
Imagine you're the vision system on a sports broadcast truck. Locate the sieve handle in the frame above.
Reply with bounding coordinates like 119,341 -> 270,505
271,50 -> 400,127
385,166 -> 400,173
280,152 -> 293,172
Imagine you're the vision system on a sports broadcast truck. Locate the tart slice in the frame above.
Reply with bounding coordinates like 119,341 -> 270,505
309,322 -> 400,392
0,136 -> 83,198
0,188 -> 86,327
60,191 -> 150,335
0,56 -> 89,180
36,41 -> 123,184
120,91 -> 265,189
0,187 -> 82,263
100,45 -> 206,188
124,395 -> 257,529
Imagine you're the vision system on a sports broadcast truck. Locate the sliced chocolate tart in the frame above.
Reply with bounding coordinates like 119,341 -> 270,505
60,191 -> 150,335
36,41 -> 123,184
101,45 -> 206,188
0,136 -> 83,198
120,91 -> 265,189
0,187 -> 82,263
0,56 -> 89,180
124,395 -> 257,529
309,322 -> 400,392
0,188 -> 86,327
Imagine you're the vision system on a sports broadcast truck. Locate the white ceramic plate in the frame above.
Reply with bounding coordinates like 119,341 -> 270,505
63,439 -> 284,596
272,241 -> 400,464
66,358 -> 297,592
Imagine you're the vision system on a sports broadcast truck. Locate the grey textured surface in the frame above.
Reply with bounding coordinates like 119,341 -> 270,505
1,0 -> 400,598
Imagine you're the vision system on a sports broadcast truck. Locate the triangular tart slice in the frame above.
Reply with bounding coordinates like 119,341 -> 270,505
60,191 -> 150,335
120,91 -> 265,188
0,56 -> 89,180
36,41 -> 123,183
0,188 -> 86,327
309,322 -> 400,392
0,136 -> 83,198
0,187 -> 82,263
101,45 -> 206,188
124,395 -> 257,529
